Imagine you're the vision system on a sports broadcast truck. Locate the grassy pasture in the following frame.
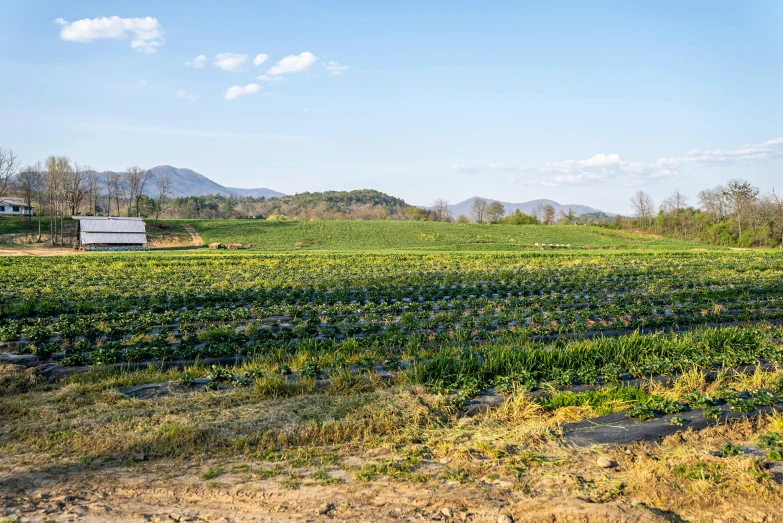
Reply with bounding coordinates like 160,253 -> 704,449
183,219 -> 703,252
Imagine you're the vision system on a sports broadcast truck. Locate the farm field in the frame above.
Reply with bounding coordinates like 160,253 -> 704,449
3,249 -> 783,521
183,219 -> 703,252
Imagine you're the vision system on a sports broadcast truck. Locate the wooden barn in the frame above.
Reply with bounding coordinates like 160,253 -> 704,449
72,216 -> 148,249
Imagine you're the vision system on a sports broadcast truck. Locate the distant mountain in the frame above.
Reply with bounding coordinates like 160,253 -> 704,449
445,197 -> 613,220
98,165 -> 285,198
149,166 -> 285,198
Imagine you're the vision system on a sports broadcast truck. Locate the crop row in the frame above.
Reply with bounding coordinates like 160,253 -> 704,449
1,252 -> 782,350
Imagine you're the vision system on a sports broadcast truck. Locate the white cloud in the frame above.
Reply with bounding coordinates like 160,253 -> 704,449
452,137 -> 783,187
325,60 -> 348,76
213,53 -> 248,72
224,83 -> 261,101
266,51 -> 318,75
55,16 -> 164,53
175,90 -> 196,102
137,80 -> 147,90
184,55 -> 206,68
257,74 -> 284,83
253,53 -> 269,66
302,108 -> 309,113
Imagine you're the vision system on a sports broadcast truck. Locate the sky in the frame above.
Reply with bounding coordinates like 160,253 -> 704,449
1,1 -> 783,214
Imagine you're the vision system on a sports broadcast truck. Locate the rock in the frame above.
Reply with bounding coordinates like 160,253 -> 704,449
440,507 -> 453,518
438,457 -> 452,464
596,457 -> 616,468
457,417 -> 475,426
318,503 -> 335,515
169,513 -> 185,522
498,515 -> 514,523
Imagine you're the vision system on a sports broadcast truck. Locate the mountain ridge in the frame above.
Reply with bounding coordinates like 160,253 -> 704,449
97,165 -> 285,199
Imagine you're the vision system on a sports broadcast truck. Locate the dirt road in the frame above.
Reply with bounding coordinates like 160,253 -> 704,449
182,223 -> 203,246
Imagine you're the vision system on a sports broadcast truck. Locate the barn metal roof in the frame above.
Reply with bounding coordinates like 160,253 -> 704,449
73,216 -> 146,234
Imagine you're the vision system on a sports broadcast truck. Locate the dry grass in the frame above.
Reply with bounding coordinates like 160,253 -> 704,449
4,361 -> 783,521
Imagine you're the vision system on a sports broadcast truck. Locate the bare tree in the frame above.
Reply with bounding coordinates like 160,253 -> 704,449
532,202 -> 545,222
661,189 -> 688,214
697,186 -> 727,222
85,169 -> 100,215
543,204 -> 555,225
124,166 -> 154,217
64,163 -> 88,215
630,190 -> 655,226
13,163 -> 44,228
471,197 -> 488,223
486,201 -> 505,223
107,171 -> 128,216
431,198 -> 452,222
152,171 -> 174,223
44,155 -> 71,245
0,148 -> 19,199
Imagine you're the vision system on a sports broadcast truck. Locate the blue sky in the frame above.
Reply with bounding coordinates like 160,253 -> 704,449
1,1 -> 783,213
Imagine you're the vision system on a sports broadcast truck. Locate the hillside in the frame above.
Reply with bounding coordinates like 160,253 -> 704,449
446,197 -> 612,219
183,220 -> 700,252
97,165 -> 285,198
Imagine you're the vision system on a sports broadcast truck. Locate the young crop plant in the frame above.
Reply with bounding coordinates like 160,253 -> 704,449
702,406 -> 722,419
685,391 -> 715,409
207,365 -> 234,383
758,431 -> 783,461
718,442 -> 743,457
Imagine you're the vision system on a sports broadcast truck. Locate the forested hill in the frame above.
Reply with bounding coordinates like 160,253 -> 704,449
169,189 -> 417,220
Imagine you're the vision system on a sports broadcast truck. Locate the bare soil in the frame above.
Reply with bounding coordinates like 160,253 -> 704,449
182,223 -> 203,246
0,457 -> 676,523
0,246 -> 78,256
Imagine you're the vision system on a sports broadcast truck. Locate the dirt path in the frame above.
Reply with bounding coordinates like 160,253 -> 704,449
182,223 -> 203,246
0,458 -> 672,523
0,246 -> 77,256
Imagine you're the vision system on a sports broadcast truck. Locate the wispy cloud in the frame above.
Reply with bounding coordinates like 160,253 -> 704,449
253,53 -> 269,66
184,54 -> 206,68
76,122 -> 316,140
55,16 -> 164,53
213,53 -> 248,72
325,60 -> 348,76
452,137 -> 783,187
257,74 -> 284,83
224,83 -> 261,101
175,90 -> 196,102
267,52 -> 318,75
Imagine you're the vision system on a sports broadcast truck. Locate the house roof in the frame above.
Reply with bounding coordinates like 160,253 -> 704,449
0,197 -> 32,207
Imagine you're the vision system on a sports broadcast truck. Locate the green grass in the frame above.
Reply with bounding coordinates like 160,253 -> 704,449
0,215 -> 51,236
181,219 -> 704,252
536,386 -> 650,415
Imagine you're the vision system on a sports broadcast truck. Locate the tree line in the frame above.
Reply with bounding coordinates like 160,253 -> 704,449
625,180 -> 783,248
1,148 -> 172,245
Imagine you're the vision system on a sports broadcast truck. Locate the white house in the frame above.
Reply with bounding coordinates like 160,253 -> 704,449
0,197 -> 33,216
